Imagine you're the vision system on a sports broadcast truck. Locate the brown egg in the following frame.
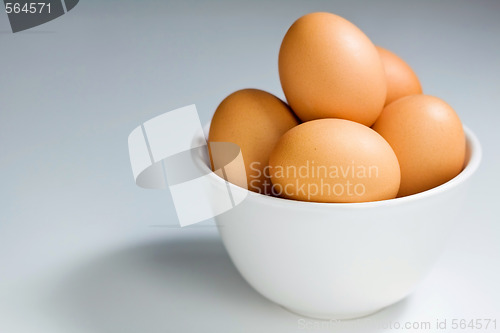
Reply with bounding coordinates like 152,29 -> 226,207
208,89 -> 299,195
269,119 -> 400,203
278,12 -> 386,126
377,46 -> 422,105
372,95 -> 466,197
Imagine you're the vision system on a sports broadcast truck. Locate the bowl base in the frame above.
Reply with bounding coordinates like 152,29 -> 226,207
283,305 -> 382,321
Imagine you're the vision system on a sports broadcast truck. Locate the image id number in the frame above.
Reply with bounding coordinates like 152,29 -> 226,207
5,2 -> 51,14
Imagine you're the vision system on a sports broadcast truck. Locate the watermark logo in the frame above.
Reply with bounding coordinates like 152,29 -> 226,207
3,0 -> 79,33
128,105 -> 248,227
248,160 -> 379,201
128,105 -> 386,226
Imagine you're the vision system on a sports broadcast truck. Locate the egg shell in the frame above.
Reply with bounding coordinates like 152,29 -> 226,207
278,12 -> 386,126
208,89 -> 299,195
377,46 -> 423,106
372,95 -> 466,197
269,118 -> 401,203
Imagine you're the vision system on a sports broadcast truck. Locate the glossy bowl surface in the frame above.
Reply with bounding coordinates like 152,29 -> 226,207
193,126 -> 481,319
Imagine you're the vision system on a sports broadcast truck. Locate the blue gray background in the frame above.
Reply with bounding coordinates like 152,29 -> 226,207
0,0 -> 499,332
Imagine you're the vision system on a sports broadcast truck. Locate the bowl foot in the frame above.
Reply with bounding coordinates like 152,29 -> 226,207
283,305 -> 382,320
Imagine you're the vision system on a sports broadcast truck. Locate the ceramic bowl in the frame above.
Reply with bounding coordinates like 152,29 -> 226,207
193,126 -> 481,320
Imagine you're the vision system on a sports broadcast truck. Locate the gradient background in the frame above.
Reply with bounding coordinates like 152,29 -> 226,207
1,1 -> 499,332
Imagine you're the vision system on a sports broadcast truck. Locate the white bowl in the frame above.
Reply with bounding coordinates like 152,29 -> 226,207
193,126 -> 481,320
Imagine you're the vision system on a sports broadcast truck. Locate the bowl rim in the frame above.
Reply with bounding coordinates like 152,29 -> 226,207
195,125 -> 482,209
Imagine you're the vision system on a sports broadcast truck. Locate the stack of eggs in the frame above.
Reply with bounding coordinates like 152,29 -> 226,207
208,12 -> 466,203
